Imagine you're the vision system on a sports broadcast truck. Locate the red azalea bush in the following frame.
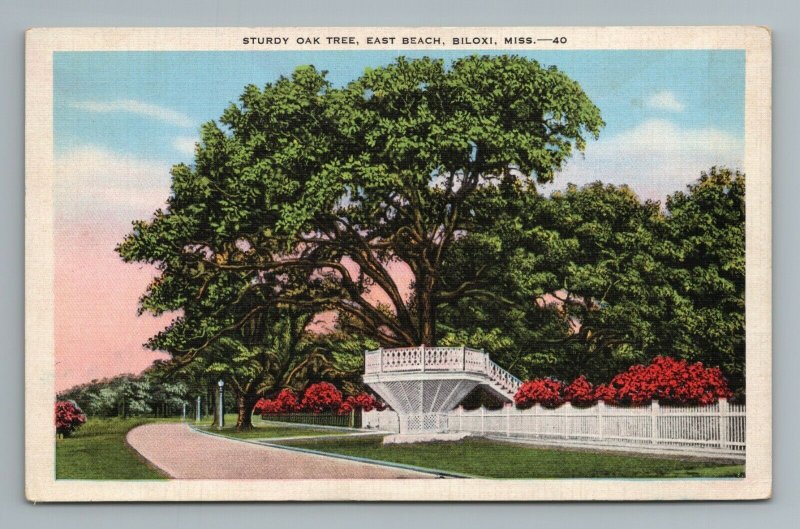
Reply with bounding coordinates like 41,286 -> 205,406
338,393 -> 387,415
595,356 -> 733,405
300,382 -> 343,413
593,383 -> 616,403
254,388 -> 300,415
55,400 -> 86,437
564,375 -> 596,406
513,357 -> 732,408
514,378 -> 564,408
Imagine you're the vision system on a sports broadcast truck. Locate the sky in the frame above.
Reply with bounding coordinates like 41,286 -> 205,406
53,50 -> 745,392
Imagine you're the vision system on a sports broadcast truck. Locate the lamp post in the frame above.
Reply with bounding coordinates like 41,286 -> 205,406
217,379 -> 225,430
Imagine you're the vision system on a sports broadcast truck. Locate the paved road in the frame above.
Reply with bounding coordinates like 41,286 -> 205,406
126,423 -> 431,479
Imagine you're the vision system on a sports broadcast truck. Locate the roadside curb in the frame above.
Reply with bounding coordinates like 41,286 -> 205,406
188,424 -> 472,479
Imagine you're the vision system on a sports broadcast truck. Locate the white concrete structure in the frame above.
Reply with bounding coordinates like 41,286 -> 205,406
362,346 -> 521,436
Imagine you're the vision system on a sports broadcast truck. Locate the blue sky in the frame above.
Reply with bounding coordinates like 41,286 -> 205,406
53,49 -> 745,220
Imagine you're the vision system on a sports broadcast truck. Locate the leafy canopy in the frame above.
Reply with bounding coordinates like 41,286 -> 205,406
118,55 -> 604,354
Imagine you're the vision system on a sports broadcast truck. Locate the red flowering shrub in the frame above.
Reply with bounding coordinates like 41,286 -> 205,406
596,356 -> 733,405
592,383 -> 616,403
564,375 -> 596,406
254,388 -> 300,415
514,378 -> 564,408
300,382 -> 343,413
337,393 -> 386,415
514,357 -> 732,409
55,401 -> 86,437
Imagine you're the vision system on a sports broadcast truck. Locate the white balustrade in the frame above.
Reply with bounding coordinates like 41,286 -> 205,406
364,345 -> 522,399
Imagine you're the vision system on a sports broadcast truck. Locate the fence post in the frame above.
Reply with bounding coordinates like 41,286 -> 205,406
651,400 -> 660,445
505,402 -> 512,437
564,402 -> 572,438
597,400 -> 604,441
420,344 -> 425,372
719,398 -> 730,451
349,408 -> 355,428
459,405 -> 463,431
461,345 -> 466,370
378,347 -> 383,373
481,406 -> 485,435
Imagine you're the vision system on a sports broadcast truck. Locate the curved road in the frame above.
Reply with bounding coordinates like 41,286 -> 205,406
126,423 -> 431,479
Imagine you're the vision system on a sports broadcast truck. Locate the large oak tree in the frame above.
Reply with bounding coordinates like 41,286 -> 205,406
118,55 -> 603,361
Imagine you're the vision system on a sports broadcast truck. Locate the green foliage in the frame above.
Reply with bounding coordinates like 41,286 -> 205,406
438,168 -> 745,392
58,372 -> 192,418
117,55 -> 604,353
660,167 -> 745,393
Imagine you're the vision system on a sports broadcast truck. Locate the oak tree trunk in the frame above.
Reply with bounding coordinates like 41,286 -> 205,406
416,272 -> 438,345
235,392 -> 259,431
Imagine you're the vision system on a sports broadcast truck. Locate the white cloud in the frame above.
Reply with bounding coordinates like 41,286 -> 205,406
645,90 -> 685,112
70,99 -> 195,128
55,145 -> 172,221
173,136 -> 198,156
547,119 -> 743,202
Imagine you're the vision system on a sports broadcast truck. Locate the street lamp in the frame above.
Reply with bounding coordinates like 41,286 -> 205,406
217,379 -> 225,430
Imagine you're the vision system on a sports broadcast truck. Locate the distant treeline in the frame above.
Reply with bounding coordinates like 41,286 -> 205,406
56,370 -> 235,418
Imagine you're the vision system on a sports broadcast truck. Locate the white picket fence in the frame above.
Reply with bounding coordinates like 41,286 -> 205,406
363,399 -> 745,460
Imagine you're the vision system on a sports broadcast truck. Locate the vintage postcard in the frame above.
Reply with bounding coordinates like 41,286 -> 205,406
25,26 -> 771,501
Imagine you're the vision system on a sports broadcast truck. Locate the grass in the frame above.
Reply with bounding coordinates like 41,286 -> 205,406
55,417 -> 175,480
58,415 -> 743,480
273,436 -> 745,479
195,413 -> 353,440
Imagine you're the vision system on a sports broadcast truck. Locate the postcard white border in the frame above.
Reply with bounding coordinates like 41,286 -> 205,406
25,26 -> 771,501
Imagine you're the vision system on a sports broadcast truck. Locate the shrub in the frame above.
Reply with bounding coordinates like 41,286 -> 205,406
564,375 -> 596,406
595,356 -> 733,405
300,382 -> 343,413
338,393 -> 387,415
55,400 -> 86,437
254,388 -> 300,415
514,378 -> 564,408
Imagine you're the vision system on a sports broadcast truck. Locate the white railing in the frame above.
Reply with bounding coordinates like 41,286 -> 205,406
364,346 -> 522,397
451,399 -> 745,459
362,399 -> 745,460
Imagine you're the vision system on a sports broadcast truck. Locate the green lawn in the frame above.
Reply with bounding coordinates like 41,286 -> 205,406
196,414 -> 354,440
274,436 -> 745,479
55,417 -> 173,480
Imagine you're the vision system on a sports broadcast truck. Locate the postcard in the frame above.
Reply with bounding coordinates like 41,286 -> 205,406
25,26 -> 771,501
